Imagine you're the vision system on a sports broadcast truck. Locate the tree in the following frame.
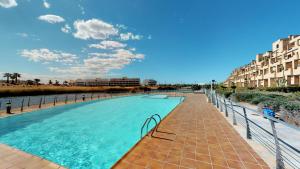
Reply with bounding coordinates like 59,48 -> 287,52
3,73 -> 11,83
48,80 -> 53,85
11,73 -> 21,84
55,80 -> 60,85
26,80 -> 34,85
63,80 -> 69,86
34,79 -> 41,85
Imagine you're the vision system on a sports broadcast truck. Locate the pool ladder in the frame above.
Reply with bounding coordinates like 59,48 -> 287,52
140,114 -> 176,141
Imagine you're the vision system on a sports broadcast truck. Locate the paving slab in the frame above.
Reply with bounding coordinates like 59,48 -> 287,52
113,94 -> 270,169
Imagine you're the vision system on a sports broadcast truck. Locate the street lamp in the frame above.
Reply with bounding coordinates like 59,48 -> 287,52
211,80 -> 216,91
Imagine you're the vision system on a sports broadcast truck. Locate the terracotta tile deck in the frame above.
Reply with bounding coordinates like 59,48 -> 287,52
113,94 -> 270,169
0,143 -> 65,169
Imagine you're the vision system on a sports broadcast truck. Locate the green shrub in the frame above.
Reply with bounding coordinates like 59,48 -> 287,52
265,86 -> 300,93
283,102 -> 300,112
233,92 -> 261,102
250,95 -> 270,105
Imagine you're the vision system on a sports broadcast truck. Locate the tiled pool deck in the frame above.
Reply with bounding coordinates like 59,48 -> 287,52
0,94 -> 269,169
0,143 -> 65,169
113,94 -> 269,169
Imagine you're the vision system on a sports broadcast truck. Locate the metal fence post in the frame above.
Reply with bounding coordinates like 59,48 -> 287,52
43,96 -> 46,104
27,97 -> 30,107
243,107 -> 252,139
224,98 -> 228,117
270,119 -> 285,169
21,98 -> 24,112
216,93 -> 219,108
220,96 -> 223,112
65,95 -> 68,104
53,97 -> 56,106
39,97 -> 42,108
75,94 -> 77,103
230,100 -> 237,125
91,93 -> 93,100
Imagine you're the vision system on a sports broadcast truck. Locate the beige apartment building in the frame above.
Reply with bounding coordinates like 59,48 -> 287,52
224,35 -> 300,88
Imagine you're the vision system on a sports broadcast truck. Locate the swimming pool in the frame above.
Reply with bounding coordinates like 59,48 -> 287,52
0,95 -> 183,169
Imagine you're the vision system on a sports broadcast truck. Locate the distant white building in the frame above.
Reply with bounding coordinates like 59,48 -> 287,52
143,79 -> 157,86
73,78 -> 110,86
72,77 -> 140,87
109,77 -> 140,87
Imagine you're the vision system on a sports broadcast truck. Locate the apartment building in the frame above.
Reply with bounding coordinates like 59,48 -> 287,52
224,35 -> 300,88
72,78 -> 110,86
72,77 -> 141,87
109,77 -> 140,87
143,79 -> 157,86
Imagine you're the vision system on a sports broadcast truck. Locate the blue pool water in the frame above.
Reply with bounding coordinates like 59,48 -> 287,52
0,95 -> 182,169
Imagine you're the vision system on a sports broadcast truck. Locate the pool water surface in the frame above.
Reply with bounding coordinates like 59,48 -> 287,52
0,95 -> 182,169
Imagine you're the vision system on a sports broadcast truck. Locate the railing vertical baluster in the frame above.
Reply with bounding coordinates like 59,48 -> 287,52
212,92 -> 215,105
53,96 -> 56,106
20,98 -> 24,112
43,96 -> 46,104
27,97 -> 30,107
224,98 -> 228,117
216,93 -> 219,108
269,119 -> 285,169
220,96 -> 223,112
230,100 -> 237,125
39,97 -> 42,108
243,107 -> 252,139
75,94 -> 77,103
65,95 -> 68,104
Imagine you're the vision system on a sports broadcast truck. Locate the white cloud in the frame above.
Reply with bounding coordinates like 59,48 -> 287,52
61,24 -> 71,33
43,0 -> 50,8
116,24 -> 127,30
120,32 -> 142,41
16,33 -> 28,38
38,14 -> 65,24
89,40 -> 126,49
49,49 -> 144,76
78,4 -> 85,15
0,0 -> 17,8
73,19 -> 118,40
20,48 -> 78,64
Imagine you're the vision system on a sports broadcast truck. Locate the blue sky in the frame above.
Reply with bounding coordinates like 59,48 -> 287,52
1,0 -> 300,84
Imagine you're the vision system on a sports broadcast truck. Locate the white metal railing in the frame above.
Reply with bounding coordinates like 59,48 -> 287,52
204,89 -> 300,169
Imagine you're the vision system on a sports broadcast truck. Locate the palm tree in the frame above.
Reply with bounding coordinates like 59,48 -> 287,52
11,73 -> 21,84
55,80 -> 60,85
10,74 -> 15,84
34,79 -> 41,85
3,73 -> 11,83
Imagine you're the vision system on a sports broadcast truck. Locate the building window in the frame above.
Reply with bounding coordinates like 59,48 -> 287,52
276,44 -> 279,48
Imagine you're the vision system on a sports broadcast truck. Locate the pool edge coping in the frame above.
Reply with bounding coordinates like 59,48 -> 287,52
111,93 -> 186,168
